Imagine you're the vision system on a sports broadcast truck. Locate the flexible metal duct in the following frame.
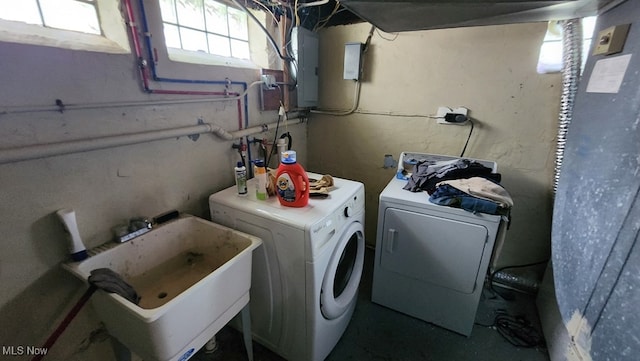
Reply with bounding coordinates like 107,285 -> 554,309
554,19 -> 583,193
492,268 -> 542,295
493,22 -> 582,293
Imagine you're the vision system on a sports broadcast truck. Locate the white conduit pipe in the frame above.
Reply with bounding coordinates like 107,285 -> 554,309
0,118 -> 303,165
227,117 -> 304,139
310,81 -> 361,116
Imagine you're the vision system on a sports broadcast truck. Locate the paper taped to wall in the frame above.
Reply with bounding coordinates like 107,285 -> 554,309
586,54 -> 632,93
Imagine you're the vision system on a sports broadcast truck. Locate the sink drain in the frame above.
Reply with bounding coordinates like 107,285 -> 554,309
157,292 -> 168,299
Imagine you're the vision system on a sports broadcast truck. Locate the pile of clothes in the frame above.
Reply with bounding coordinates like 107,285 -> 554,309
403,158 -> 513,215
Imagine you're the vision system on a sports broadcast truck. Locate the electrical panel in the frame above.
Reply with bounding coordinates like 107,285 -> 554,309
343,42 -> 363,80
291,27 -> 319,108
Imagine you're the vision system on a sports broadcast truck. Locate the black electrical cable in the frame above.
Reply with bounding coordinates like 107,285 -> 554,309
460,118 -> 474,157
266,86 -> 286,168
266,130 -> 292,168
231,0 -> 294,62
280,132 -> 292,150
475,311 -> 544,348
266,113 -> 282,168
259,139 -> 268,162
363,25 -> 375,53
474,262 -> 550,349
495,313 -> 545,348
31,285 -> 97,361
285,25 -> 299,90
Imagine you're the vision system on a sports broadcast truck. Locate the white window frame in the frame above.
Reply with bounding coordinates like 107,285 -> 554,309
155,1 -> 274,70
0,0 -> 130,54
0,0 -> 280,71
160,0 -> 249,59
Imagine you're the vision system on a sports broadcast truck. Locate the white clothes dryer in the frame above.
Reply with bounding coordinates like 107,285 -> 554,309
209,173 -> 365,361
372,152 -> 507,336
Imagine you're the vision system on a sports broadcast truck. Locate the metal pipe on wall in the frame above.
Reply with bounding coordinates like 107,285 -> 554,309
0,84 -> 257,116
0,117 -> 304,165
0,124 -> 213,165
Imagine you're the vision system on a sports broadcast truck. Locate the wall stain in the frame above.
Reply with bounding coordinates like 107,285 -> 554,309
75,323 -> 110,354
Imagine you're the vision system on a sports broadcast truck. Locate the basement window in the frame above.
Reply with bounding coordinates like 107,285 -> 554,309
160,0 -> 249,59
0,0 -> 130,53
2,0 -> 101,34
156,0 -> 273,69
537,16 -> 597,74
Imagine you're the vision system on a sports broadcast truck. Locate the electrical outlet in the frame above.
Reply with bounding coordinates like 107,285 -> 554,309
436,107 -> 468,125
261,74 -> 277,90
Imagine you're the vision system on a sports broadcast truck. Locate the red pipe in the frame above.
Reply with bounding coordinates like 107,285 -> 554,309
123,0 -> 242,100
31,286 -> 97,361
150,89 -> 240,96
122,0 -> 250,168
123,0 -> 149,91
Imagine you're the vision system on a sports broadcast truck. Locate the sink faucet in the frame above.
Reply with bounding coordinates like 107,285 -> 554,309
114,217 -> 152,243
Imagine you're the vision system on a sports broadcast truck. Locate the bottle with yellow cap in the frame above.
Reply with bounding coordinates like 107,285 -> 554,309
254,159 -> 268,200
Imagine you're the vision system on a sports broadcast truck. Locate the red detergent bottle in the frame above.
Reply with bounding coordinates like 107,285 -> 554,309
275,150 -> 309,207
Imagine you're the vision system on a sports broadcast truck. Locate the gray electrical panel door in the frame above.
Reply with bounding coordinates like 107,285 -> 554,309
291,27 -> 318,108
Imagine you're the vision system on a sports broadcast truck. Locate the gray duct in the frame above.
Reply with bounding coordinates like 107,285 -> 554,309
554,19 -> 583,193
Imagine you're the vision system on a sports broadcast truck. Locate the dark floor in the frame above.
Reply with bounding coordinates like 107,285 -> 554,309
192,248 -> 550,361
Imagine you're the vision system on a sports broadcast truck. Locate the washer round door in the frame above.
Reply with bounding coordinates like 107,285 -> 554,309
320,221 -> 365,320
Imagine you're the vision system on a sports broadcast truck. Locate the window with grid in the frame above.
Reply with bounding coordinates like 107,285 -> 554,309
0,0 -> 100,35
160,0 -> 250,60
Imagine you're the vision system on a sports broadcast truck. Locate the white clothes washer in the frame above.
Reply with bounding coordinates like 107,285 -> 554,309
209,173 -> 365,361
372,152 -> 507,336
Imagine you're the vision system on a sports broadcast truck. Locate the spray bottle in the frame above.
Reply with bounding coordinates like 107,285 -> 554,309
56,209 -> 88,261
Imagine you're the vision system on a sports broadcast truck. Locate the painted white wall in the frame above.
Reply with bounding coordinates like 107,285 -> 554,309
308,22 -> 561,271
0,11 -> 305,361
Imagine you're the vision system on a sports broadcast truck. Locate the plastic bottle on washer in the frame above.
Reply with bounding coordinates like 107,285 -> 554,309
234,161 -> 247,196
254,159 -> 268,200
275,150 -> 309,207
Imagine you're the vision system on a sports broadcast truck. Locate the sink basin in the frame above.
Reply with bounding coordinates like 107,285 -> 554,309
63,215 -> 262,361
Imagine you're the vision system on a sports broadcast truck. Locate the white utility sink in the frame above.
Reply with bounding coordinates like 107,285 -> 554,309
63,215 -> 262,361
